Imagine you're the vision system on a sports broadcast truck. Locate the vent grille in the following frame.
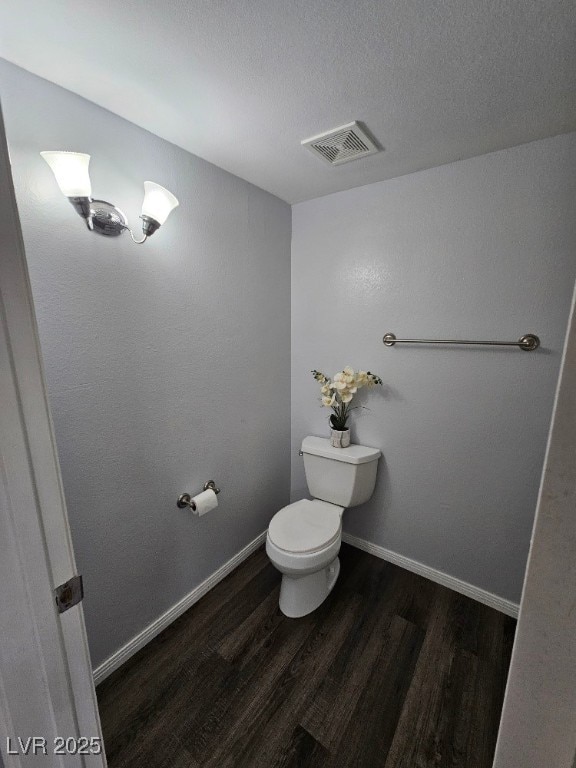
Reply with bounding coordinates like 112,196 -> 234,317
301,122 -> 379,166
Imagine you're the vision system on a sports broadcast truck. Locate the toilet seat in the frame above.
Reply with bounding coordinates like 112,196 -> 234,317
268,499 -> 342,554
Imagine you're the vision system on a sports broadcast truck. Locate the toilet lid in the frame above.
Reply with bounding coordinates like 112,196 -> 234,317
268,499 -> 342,554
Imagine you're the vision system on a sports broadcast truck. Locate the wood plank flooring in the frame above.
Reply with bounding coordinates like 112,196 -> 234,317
97,544 -> 516,768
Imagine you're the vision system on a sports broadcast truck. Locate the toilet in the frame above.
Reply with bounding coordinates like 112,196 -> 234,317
266,436 -> 381,617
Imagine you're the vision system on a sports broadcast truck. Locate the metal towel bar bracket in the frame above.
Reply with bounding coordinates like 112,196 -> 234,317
382,333 -> 540,351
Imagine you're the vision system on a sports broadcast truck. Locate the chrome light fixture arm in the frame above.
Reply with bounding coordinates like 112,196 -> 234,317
66,199 -> 157,244
123,215 -> 162,244
126,226 -> 148,245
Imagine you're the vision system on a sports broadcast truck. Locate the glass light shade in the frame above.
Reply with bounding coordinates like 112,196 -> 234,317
40,151 -> 92,198
141,181 -> 179,225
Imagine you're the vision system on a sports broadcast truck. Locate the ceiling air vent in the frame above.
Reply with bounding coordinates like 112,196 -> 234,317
301,121 -> 379,166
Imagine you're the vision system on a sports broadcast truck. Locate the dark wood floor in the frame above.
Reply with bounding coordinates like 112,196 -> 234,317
97,543 -> 516,768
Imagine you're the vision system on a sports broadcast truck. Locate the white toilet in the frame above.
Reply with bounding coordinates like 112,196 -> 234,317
266,436 -> 381,617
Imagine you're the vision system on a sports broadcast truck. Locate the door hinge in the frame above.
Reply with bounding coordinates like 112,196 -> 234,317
54,574 -> 83,614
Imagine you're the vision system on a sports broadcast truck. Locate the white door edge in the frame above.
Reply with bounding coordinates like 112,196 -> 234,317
0,101 -> 106,766
493,281 -> 576,767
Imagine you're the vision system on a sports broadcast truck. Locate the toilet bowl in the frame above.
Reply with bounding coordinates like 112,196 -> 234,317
267,436 -> 381,617
266,499 -> 343,617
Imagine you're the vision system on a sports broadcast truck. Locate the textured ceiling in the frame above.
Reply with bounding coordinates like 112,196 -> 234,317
0,0 -> 575,203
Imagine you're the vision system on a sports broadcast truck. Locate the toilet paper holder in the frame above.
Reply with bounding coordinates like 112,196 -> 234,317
177,480 -> 220,512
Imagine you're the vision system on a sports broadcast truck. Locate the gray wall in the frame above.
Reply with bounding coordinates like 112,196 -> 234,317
0,59 -> 292,668
291,132 -> 576,603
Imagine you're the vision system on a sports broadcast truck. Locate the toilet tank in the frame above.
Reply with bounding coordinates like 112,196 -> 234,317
301,436 -> 381,508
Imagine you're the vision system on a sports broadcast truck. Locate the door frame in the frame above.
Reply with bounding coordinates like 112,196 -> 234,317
493,284 -> 576,767
0,102 -> 106,766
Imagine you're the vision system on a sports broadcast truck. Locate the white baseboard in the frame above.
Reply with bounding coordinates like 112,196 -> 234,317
342,532 -> 519,618
93,528 -> 517,685
93,530 -> 267,685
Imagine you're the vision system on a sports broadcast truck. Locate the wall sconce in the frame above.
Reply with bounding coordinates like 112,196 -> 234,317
40,151 -> 179,244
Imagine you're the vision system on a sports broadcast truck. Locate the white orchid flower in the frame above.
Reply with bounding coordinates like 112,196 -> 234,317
313,366 -> 381,416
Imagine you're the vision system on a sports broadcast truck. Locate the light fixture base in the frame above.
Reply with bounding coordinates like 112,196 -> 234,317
90,199 -> 128,237
140,215 -> 161,238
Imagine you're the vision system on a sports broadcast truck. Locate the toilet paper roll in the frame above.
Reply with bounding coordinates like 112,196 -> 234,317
190,488 -> 218,517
